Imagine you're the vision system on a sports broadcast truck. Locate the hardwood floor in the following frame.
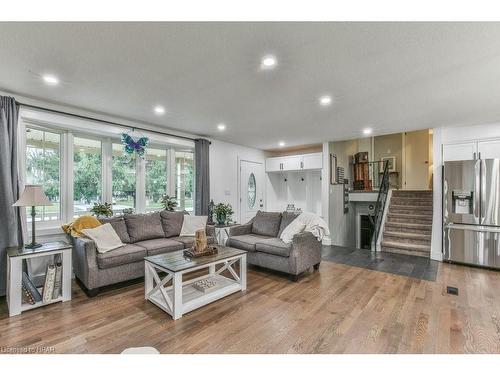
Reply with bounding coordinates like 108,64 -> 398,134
1,260 -> 500,354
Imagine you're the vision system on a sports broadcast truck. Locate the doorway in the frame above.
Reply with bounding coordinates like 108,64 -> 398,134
239,160 -> 265,224
403,129 -> 433,190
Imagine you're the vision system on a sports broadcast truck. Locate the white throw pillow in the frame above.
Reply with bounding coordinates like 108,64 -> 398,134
280,218 -> 306,244
180,215 -> 208,236
82,223 -> 124,253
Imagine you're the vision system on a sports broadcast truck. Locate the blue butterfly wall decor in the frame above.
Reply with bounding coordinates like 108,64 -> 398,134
122,132 -> 149,158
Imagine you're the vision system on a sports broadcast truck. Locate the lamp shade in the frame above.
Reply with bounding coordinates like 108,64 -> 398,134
13,185 -> 53,207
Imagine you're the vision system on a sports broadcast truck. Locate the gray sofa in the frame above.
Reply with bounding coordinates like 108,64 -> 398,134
72,210 -> 214,296
227,211 -> 321,281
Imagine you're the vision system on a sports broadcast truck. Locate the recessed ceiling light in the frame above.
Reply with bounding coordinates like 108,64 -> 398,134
319,95 -> 332,106
261,55 -> 277,70
363,128 -> 373,135
154,105 -> 165,115
217,123 -> 226,131
279,141 -> 286,147
42,74 -> 59,85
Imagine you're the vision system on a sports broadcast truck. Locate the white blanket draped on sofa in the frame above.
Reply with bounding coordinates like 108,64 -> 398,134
296,212 -> 330,241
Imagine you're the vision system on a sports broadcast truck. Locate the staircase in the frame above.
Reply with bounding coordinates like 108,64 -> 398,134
380,190 -> 433,257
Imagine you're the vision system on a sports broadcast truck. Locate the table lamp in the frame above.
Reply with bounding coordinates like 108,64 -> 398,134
13,185 -> 53,249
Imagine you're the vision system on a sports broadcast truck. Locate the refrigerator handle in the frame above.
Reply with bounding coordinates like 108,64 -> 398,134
474,159 -> 481,222
481,159 -> 486,224
473,152 -> 477,160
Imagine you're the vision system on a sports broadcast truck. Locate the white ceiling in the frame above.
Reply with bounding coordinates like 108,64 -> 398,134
1,22 -> 500,150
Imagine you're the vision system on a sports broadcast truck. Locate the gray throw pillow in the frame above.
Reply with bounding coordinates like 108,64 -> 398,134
99,216 -> 130,244
160,210 -> 188,238
278,211 -> 300,237
124,212 -> 164,243
251,211 -> 282,237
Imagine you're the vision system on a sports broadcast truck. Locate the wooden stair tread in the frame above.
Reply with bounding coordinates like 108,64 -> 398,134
385,223 -> 432,231
390,204 -> 433,211
387,213 -> 432,219
383,231 -> 431,240
381,241 -> 431,252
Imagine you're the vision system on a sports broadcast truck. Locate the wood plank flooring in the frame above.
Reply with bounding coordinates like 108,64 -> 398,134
1,260 -> 500,354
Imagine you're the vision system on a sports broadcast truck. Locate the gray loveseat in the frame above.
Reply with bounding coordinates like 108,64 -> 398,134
227,211 -> 321,281
72,211 -> 214,296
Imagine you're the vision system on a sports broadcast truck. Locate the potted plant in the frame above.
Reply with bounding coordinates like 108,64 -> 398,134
90,202 -> 113,218
122,207 -> 135,215
160,195 -> 178,211
213,203 -> 234,225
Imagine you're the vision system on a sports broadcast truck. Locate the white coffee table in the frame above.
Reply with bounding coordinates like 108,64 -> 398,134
144,246 -> 247,320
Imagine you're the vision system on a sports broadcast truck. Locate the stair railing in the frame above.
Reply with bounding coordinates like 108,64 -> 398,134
369,160 -> 390,250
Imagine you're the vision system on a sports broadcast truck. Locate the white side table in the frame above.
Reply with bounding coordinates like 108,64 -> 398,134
6,241 -> 72,317
214,224 -> 237,246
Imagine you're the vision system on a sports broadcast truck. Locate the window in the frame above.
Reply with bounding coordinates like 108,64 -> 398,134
175,150 -> 194,212
25,127 -> 61,222
248,173 -> 256,208
21,110 -> 195,231
112,143 -> 136,214
145,147 -> 168,212
73,137 -> 102,217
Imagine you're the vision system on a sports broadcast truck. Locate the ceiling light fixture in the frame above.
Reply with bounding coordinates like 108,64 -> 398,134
42,74 -> 59,86
154,105 -> 165,115
217,123 -> 226,131
319,95 -> 332,106
363,128 -> 373,135
261,55 -> 277,70
279,141 -> 286,147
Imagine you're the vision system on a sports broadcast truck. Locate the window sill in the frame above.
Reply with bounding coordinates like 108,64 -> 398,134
29,225 -> 65,237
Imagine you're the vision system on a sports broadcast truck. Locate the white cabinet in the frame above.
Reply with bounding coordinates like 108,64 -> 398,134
443,139 -> 500,161
265,152 -> 323,172
265,157 -> 283,172
478,139 -> 500,159
443,142 -> 477,161
302,153 -> 323,170
282,155 -> 301,171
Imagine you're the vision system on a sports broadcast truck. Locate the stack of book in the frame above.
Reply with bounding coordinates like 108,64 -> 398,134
22,272 -> 42,304
21,261 -> 63,305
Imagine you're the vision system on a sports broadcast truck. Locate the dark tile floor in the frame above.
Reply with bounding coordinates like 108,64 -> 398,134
321,245 -> 439,281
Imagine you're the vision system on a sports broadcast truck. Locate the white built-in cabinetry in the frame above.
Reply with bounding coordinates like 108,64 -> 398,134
443,139 -> 500,161
265,152 -> 322,172
265,152 -> 323,216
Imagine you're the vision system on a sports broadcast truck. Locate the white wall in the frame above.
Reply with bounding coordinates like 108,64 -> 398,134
431,122 -> 500,261
209,139 -> 266,223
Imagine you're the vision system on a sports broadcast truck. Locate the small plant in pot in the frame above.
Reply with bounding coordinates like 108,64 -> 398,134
213,203 -> 234,225
90,202 -> 113,219
160,195 -> 178,211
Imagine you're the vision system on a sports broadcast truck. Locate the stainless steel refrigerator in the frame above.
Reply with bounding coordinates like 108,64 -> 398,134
443,158 -> 500,268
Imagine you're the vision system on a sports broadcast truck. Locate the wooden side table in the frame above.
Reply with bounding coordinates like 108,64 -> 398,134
6,241 -> 72,317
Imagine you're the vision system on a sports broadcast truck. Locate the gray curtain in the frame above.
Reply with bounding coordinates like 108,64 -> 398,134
0,96 -> 22,296
194,138 -> 210,216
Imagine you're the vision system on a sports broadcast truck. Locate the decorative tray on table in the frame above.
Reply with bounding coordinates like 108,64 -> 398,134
183,245 -> 219,258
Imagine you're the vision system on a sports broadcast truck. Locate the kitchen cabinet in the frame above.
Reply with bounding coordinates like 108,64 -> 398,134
443,142 -> 477,162
443,139 -> 500,161
478,139 -> 500,159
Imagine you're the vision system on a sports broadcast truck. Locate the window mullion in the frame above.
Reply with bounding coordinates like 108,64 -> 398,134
62,132 -> 74,222
167,148 -> 176,197
102,139 -> 112,205
136,156 -> 146,213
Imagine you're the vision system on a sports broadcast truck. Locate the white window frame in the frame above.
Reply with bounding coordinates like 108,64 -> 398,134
23,123 -> 66,229
18,107 -> 194,234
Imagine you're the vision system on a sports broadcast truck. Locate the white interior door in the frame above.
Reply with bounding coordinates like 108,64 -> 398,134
240,160 -> 265,224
